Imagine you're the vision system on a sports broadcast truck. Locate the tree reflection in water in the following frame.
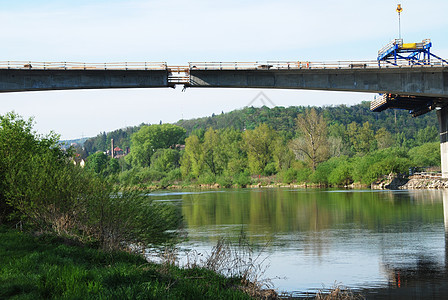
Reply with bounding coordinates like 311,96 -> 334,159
149,189 -> 448,298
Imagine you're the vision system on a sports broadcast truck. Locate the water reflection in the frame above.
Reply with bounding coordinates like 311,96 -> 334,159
361,190 -> 448,299
149,189 -> 448,298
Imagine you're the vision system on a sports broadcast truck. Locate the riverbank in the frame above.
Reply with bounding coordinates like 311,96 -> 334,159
0,226 -> 260,299
371,173 -> 448,190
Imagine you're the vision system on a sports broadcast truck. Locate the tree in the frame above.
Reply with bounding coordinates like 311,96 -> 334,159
201,128 -> 223,175
347,121 -> 376,155
415,126 -> 438,145
127,124 -> 186,168
86,152 -> 109,174
181,134 -> 203,178
242,124 -> 277,174
150,149 -> 181,172
0,112 -> 61,224
291,108 -> 329,170
375,128 -> 394,150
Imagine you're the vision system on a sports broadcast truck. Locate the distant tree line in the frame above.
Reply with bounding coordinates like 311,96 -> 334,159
80,103 -> 440,188
79,102 -> 438,159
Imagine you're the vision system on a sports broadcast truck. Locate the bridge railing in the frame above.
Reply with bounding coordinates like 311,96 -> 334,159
0,61 -> 168,70
189,59 -> 447,70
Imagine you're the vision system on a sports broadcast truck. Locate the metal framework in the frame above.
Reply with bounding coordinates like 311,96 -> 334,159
377,39 -> 448,66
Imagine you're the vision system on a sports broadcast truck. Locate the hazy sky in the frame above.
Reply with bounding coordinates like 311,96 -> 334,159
0,0 -> 447,139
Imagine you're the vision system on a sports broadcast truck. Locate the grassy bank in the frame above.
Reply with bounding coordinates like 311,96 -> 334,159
0,226 -> 252,299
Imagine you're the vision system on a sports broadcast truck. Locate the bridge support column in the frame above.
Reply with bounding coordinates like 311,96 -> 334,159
437,107 -> 448,179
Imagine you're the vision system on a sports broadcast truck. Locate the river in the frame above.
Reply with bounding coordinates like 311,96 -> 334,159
148,188 -> 448,298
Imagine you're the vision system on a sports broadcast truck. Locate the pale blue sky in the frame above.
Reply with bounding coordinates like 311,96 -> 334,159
0,0 -> 447,139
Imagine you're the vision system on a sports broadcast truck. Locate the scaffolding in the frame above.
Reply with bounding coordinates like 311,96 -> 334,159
377,39 -> 448,66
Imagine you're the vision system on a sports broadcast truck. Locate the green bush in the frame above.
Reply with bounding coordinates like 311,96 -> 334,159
263,162 -> 277,176
351,148 -> 410,184
364,156 -> 411,183
294,161 -> 313,183
328,162 -> 353,186
119,168 -> 166,185
408,142 -> 440,167
0,112 -> 182,249
216,174 -> 233,188
197,173 -> 216,185
310,157 -> 341,184
280,168 -> 298,184
166,168 -> 182,182
233,171 -> 251,188
150,149 -> 181,172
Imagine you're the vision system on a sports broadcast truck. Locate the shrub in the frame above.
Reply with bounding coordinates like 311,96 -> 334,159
328,162 -> 353,186
408,142 -> 440,167
197,173 -> 216,185
294,161 -> 312,183
215,174 -> 233,188
280,168 -> 298,184
166,168 -> 182,182
233,172 -> 251,188
263,162 -> 277,176
0,112 -> 183,249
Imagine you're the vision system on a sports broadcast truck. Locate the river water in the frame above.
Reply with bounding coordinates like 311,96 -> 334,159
148,188 -> 448,298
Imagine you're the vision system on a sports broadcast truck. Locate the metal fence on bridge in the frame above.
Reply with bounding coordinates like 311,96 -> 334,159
0,61 -> 167,70
0,59 -> 446,72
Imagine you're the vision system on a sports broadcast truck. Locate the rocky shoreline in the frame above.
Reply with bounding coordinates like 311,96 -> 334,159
371,174 -> 448,190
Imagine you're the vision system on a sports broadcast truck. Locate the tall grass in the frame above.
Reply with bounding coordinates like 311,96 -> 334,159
0,226 -> 252,299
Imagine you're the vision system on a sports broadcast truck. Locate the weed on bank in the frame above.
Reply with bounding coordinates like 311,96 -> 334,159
0,226 -> 251,299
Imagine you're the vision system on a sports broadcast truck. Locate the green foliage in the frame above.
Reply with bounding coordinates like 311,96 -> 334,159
108,158 -> 120,174
0,112 -> 182,249
216,174 -> 233,188
127,124 -> 186,168
0,112 -> 62,224
347,121 -> 377,155
150,148 -> 181,172
408,142 -> 440,167
119,167 -> 166,185
327,157 -> 353,186
181,134 -> 202,178
175,102 -> 437,143
0,227 -> 251,299
83,125 -> 143,156
197,173 -> 216,185
295,162 -> 313,183
234,171 -> 251,188
166,168 -> 182,182
263,162 -> 277,176
310,157 -> 342,184
351,148 -> 411,184
415,126 -> 438,145
242,124 -> 277,174
280,168 -> 298,184
86,152 -> 109,174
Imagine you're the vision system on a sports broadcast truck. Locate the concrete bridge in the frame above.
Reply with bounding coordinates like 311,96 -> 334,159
1,59 -> 448,176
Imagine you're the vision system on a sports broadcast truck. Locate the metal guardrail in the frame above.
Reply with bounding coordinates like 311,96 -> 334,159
0,61 -> 167,70
189,59 -> 447,70
167,66 -> 190,84
412,172 -> 443,179
0,59 -> 446,72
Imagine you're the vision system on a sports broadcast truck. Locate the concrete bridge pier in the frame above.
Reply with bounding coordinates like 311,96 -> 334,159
437,107 -> 448,179
443,191 -> 448,271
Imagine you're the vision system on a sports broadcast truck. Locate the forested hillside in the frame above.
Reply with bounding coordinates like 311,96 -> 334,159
76,101 -> 441,188
80,101 -> 438,157
175,102 -> 438,139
